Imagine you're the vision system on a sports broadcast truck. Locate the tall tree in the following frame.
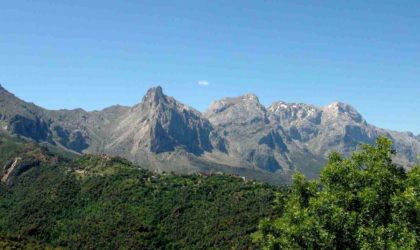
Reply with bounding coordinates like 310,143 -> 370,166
254,137 -> 419,249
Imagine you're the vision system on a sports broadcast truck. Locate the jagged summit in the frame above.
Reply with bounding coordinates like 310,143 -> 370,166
268,101 -> 318,110
206,93 -> 261,110
142,86 -> 165,104
220,93 -> 261,104
107,85 -> 223,166
205,93 -> 267,126
137,86 -> 200,116
240,93 -> 260,103
268,101 -> 319,119
267,100 -> 364,124
323,101 -> 355,112
0,84 -> 419,183
322,101 -> 364,123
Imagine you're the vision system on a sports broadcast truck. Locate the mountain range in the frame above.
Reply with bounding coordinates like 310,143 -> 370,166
1,84 -> 419,184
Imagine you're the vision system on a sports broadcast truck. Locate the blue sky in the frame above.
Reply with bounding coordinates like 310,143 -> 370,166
1,1 -> 419,133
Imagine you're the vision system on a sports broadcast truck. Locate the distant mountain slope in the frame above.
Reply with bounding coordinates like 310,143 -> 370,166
204,93 -> 326,179
0,85 -> 129,153
0,84 -> 419,182
267,101 -> 420,167
102,86 -> 226,172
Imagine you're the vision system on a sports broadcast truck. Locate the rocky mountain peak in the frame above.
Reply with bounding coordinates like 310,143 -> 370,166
267,101 -> 288,111
207,93 -> 261,110
109,86 -> 223,158
0,84 -> 17,99
323,102 -> 358,114
241,93 -> 260,103
205,93 -> 268,126
324,101 -> 350,111
268,101 -> 319,115
267,101 -> 321,125
0,84 -> 419,182
322,102 -> 364,123
142,86 -> 166,105
138,86 -> 201,117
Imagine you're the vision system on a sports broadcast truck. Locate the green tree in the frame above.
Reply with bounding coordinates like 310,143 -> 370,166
254,136 -> 419,249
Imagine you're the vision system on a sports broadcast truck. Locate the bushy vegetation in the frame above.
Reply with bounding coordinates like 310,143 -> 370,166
0,132 -> 27,164
0,235 -> 52,250
0,143 -> 279,249
253,137 -> 420,249
1,134 -> 419,249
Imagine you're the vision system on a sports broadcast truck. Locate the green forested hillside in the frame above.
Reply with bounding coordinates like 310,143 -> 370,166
1,134 -> 419,249
0,134 -> 280,249
0,235 -> 51,250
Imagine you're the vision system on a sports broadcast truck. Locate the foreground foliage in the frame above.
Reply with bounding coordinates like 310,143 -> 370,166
0,136 -> 279,249
254,137 -> 420,249
1,133 -> 419,249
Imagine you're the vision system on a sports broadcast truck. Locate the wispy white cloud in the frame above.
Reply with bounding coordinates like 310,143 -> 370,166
198,80 -> 209,86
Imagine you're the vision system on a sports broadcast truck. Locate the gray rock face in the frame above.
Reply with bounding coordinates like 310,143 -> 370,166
52,125 -> 89,152
268,102 -> 321,141
0,85 -> 126,153
9,115 -> 50,142
0,85 -> 52,142
204,94 -> 324,175
267,100 -> 419,168
0,84 -> 419,183
205,93 -> 269,126
144,87 -> 216,155
105,86 -> 222,158
268,101 -> 373,155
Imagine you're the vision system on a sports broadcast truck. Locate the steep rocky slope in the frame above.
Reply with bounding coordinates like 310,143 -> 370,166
0,86 -> 50,142
204,94 -> 325,178
267,101 -> 420,168
101,86 -> 228,173
0,85 -> 129,153
0,84 -> 419,182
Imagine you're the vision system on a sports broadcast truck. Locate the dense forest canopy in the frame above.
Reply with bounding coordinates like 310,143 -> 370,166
0,134 -> 419,249
0,134 -> 279,249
